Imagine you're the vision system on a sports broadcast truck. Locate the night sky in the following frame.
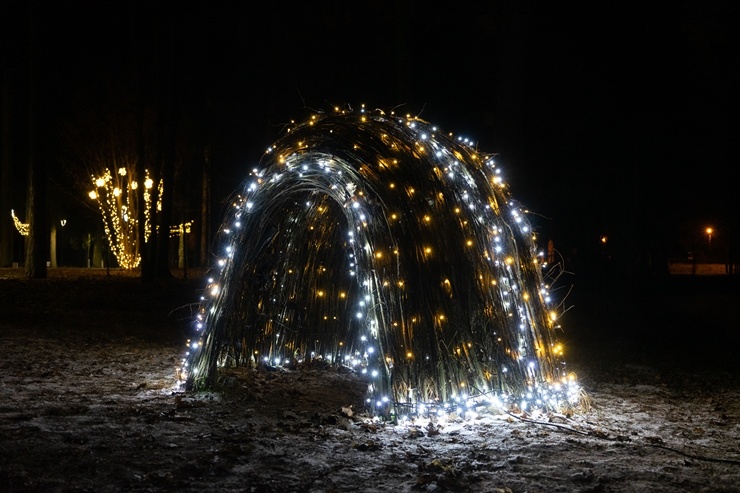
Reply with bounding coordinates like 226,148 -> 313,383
2,1 -> 737,277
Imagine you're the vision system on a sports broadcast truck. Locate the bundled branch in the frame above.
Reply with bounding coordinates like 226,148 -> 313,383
181,107 -> 582,418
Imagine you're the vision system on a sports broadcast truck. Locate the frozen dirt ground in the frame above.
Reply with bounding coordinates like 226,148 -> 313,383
1,268 -> 739,492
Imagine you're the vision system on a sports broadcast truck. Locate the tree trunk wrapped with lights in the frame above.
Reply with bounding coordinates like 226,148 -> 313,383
183,107 -> 581,417
88,167 -> 161,270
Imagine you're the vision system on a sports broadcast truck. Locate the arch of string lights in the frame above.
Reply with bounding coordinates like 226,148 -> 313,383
180,105 -> 582,418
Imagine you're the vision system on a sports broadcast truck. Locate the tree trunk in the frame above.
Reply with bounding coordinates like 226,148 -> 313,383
154,119 -> 174,278
0,68 -> 12,267
154,5 -> 177,279
25,154 -> 48,279
129,5 -> 153,283
135,110 -> 153,282
25,1 -> 47,280
154,82 -> 175,279
25,113 -> 48,279
200,144 -> 211,267
50,223 -> 57,268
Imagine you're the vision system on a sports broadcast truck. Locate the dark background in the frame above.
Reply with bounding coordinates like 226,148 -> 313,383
2,0 -> 737,285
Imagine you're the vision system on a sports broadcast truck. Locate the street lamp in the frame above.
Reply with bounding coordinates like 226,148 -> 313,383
706,227 -> 713,248
59,219 -> 67,266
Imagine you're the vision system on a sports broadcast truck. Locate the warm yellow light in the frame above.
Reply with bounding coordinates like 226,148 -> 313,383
11,210 -> 29,236
466,239 -> 473,246
88,167 -> 159,269
144,178 -> 154,189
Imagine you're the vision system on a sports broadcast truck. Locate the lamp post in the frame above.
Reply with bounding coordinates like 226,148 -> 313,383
706,227 -> 713,248
59,219 -> 66,266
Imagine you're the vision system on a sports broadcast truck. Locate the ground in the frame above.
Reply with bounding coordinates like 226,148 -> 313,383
1,268 -> 739,492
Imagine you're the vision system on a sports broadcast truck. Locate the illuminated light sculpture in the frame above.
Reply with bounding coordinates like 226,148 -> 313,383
11,210 -> 29,236
89,167 -> 161,269
182,106 -> 582,418
170,221 -> 193,238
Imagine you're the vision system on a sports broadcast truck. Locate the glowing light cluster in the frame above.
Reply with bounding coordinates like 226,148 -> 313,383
170,221 -> 193,238
89,167 -> 160,269
180,105 -> 582,418
11,209 -> 29,236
